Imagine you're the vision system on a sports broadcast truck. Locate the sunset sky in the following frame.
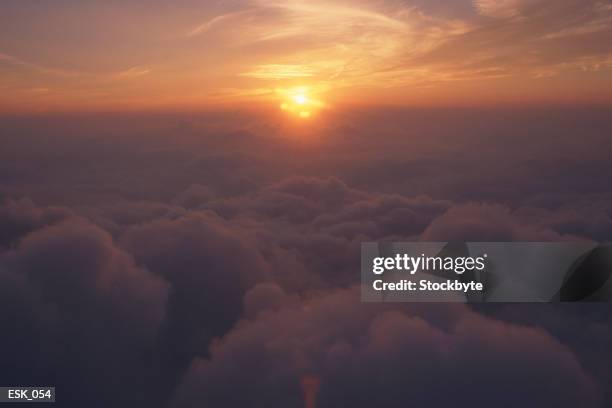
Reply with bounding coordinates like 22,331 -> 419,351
2,0 -> 612,112
2,2 -> 612,408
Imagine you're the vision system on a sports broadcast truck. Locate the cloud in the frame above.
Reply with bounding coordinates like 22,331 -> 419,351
473,0 -> 528,18
206,175 -> 448,237
193,176 -> 450,287
188,11 -> 251,37
172,184 -> 216,209
0,110 -> 612,406
0,216 -> 169,407
175,0 -> 612,99
112,66 -> 152,80
120,211 -> 271,389
173,286 -> 602,408
0,198 -> 71,248
426,0 -> 612,82
0,52 -> 75,76
240,64 -> 318,79
421,202 -> 584,241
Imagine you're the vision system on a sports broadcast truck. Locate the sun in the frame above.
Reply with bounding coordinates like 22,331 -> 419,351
293,94 -> 307,105
278,87 -> 324,119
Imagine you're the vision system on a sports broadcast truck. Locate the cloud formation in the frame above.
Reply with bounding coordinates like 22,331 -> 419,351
0,109 -> 611,406
0,212 -> 169,407
174,286 -> 601,408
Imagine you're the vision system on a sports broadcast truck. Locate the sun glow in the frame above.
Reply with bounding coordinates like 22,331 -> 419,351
294,94 -> 307,105
278,87 -> 325,119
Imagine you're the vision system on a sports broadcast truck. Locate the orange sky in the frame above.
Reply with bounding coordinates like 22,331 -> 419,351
1,0 -> 612,112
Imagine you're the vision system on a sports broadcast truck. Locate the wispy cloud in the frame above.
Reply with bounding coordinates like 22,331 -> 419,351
0,51 -> 81,77
240,64 -> 316,79
167,0 -> 612,100
473,0 -> 528,18
187,11 -> 251,37
112,66 -> 152,79
2,0 -> 612,109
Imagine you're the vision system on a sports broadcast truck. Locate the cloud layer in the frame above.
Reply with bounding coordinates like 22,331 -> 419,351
175,286 -> 601,407
0,109 -> 611,406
